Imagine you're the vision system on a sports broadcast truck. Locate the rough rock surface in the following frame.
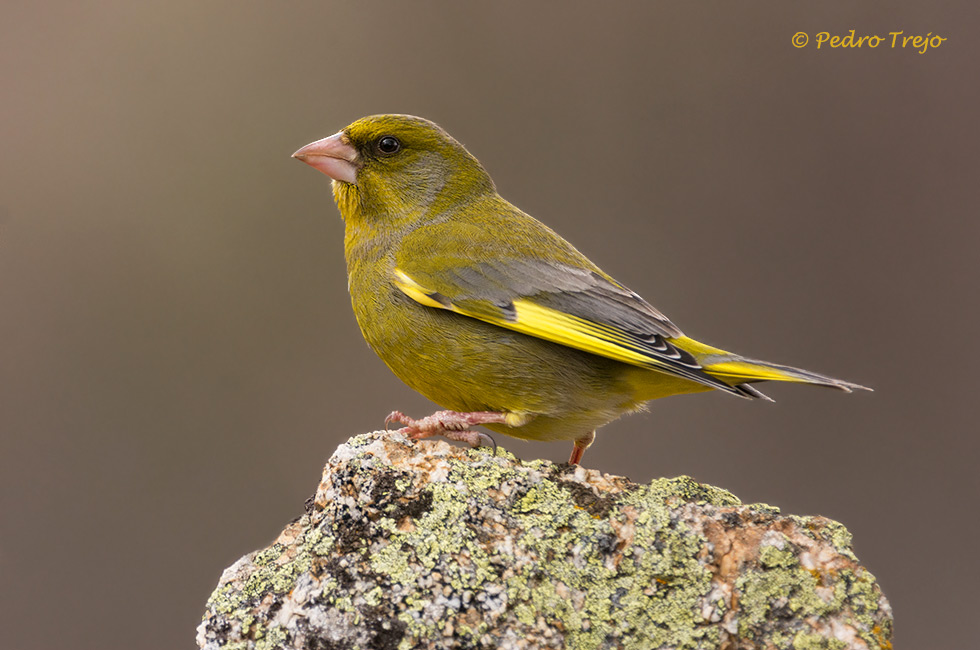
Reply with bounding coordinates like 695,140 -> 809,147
198,432 -> 893,650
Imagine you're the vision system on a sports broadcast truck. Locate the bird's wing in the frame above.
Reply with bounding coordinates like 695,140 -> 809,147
393,221 -> 748,397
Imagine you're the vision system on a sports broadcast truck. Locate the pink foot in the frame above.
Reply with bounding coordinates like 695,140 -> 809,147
385,410 -> 505,454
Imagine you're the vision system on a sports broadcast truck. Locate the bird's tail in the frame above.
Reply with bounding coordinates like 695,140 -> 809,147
672,336 -> 871,401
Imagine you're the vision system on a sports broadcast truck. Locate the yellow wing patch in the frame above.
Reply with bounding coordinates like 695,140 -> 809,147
392,269 -> 449,309
509,299 -> 668,369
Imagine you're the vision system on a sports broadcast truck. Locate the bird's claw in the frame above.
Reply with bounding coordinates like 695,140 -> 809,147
385,411 -> 410,432
478,431 -> 499,456
382,410 -> 503,455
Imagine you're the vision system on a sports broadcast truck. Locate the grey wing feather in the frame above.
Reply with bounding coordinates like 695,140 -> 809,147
449,258 -> 683,338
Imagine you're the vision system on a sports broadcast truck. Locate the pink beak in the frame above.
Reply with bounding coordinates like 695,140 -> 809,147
292,132 -> 359,184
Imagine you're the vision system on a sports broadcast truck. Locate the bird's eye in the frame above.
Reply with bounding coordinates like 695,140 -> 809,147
377,136 -> 401,155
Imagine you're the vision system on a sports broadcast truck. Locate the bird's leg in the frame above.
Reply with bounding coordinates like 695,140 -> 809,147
385,410 -> 503,453
568,431 -> 596,465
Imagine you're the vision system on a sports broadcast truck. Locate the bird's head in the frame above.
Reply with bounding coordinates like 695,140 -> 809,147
293,114 -> 495,223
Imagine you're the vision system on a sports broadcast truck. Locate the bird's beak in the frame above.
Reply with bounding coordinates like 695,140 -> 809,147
292,132 -> 359,184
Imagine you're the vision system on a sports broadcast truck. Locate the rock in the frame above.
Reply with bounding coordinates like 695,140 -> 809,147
197,432 -> 893,650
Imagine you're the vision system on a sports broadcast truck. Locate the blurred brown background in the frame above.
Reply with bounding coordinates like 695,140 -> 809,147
1,2 -> 977,648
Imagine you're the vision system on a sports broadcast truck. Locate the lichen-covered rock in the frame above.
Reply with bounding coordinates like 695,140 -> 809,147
197,432 -> 892,650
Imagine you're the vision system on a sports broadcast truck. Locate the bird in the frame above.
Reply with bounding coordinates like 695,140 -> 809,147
292,114 -> 869,465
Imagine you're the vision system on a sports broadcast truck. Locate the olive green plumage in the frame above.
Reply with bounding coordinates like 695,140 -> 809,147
293,114 -> 868,462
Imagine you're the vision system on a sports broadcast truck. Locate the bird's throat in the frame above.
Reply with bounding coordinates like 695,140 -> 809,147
332,180 -> 361,221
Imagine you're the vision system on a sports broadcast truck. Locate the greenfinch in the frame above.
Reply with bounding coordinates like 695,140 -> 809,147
293,115 -> 868,465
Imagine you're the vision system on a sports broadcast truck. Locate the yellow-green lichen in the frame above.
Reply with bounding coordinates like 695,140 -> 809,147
252,544 -> 285,567
792,630 -> 848,649
310,532 -> 335,556
202,540 -> 313,636
736,549 -> 854,640
743,502 -> 782,516
252,625 -> 288,650
789,516 -> 858,561
843,568 -> 893,647
759,540 -> 798,569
